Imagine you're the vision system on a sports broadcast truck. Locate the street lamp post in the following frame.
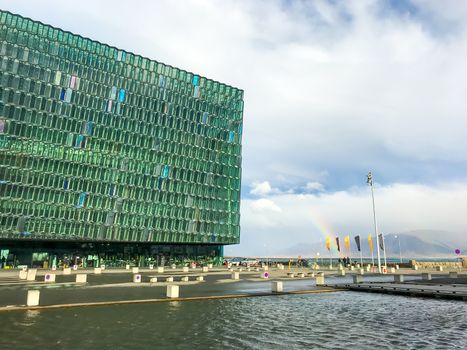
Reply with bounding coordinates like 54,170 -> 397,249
367,172 -> 382,273
395,235 -> 402,264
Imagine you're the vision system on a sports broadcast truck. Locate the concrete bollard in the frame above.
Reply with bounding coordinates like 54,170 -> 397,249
350,266 -> 355,271
52,265 -> 57,271
94,267 -> 102,274
395,264 -> 400,270
353,275 -> 363,283
449,271 -> 458,278
76,274 -> 87,283
132,267 -> 139,274
63,267 -> 71,275
149,264 -> 154,270
338,269 -> 346,276
27,290 -> 40,306
101,265 -> 106,270
287,273 -> 295,278
307,272 -> 315,278
394,275 -> 404,283
356,264 -> 361,268
422,273 -> 432,281
436,266 -> 443,272
365,266 -> 371,272
172,264 -> 177,269
166,276 -> 174,282
231,272 -> 240,280
412,265 -> 418,270
315,275 -> 325,285
358,268 -> 365,275
247,268 -> 251,272
196,276 -> 204,282
202,266 -> 209,273
150,277 -> 158,283
125,264 -> 130,270
278,264 -> 285,270
263,265 -> 269,271
26,269 -> 37,281
19,270 -> 28,280
389,267 -> 396,273
157,267 -> 164,273
272,281 -> 283,293
297,272 -> 305,278
238,268 -> 243,272
166,285 -> 179,298
207,264 -> 213,269
182,267 -> 189,273
133,274 -> 141,283
181,276 -> 189,282
72,265 -> 78,271
44,273 -> 56,283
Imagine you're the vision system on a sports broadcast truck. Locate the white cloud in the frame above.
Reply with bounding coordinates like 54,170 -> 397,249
250,198 -> 282,213
305,182 -> 325,192
250,181 -> 274,196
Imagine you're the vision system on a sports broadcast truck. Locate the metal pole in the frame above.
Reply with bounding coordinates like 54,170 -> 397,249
398,236 -> 402,264
360,250 -> 363,267
371,238 -> 375,266
382,233 -> 387,267
368,172 -> 382,273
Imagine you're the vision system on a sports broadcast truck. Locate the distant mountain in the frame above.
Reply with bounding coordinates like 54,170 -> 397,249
279,232 -> 465,258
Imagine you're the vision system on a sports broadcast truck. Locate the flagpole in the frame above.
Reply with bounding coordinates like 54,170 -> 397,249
371,238 -> 375,266
382,233 -> 387,267
360,250 -> 363,267
367,172 -> 382,273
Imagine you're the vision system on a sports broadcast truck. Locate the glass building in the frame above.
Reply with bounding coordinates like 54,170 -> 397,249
0,11 -> 244,268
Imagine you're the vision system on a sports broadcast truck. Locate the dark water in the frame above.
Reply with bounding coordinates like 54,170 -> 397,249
1,292 -> 466,350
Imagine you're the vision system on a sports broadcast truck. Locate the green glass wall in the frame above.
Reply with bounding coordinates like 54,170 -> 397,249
0,11 -> 243,246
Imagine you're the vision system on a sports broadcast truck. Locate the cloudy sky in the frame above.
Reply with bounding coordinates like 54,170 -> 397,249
2,0 -> 467,256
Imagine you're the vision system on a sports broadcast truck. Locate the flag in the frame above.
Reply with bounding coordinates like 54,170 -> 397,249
367,171 -> 373,185
344,235 -> 350,251
378,233 -> 385,251
325,237 -> 331,251
354,235 -> 361,252
368,234 -> 373,252
335,237 -> 341,252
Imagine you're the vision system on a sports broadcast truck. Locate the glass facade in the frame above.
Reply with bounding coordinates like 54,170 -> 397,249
0,11 -> 244,256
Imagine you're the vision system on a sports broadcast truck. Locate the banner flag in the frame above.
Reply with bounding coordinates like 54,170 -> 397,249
354,235 -> 361,252
336,237 -> 341,252
368,234 -> 373,252
325,237 -> 331,251
344,235 -> 350,251
378,233 -> 385,251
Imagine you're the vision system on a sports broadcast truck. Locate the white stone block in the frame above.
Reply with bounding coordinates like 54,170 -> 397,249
202,266 -> 209,272
449,271 -> 458,278
263,265 -> 269,271
389,267 -> 396,273
172,264 -> 177,269
94,267 -> 102,274
166,276 -> 174,282
359,268 -> 365,275
231,272 -> 240,280
125,264 -> 130,270
149,264 -> 154,270
19,270 -> 28,280
272,281 -> 283,292
356,264 -> 361,268
350,266 -> 355,271
51,265 -> 57,271
365,266 -> 371,272
196,276 -> 204,282
150,277 -> 158,283
166,285 -> 179,298
72,265 -> 78,271
395,264 -> 400,270
132,267 -> 139,274
422,273 -> 431,281
63,267 -> 71,275
157,267 -> 164,273
44,273 -> 56,283
278,264 -> 285,270
238,268 -> 243,272
394,275 -> 404,283
76,274 -> 87,283
101,265 -> 106,270
412,265 -> 418,270
133,274 -> 141,283
315,276 -> 325,285
27,290 -> 40,306
338,270 -> 346,276
182,267 -> 189,273
436,266 -> 443,272
353,275 -> 363,283
26,269 -> 37,281
207,264 -> 213,269
181,276 -> 189,282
